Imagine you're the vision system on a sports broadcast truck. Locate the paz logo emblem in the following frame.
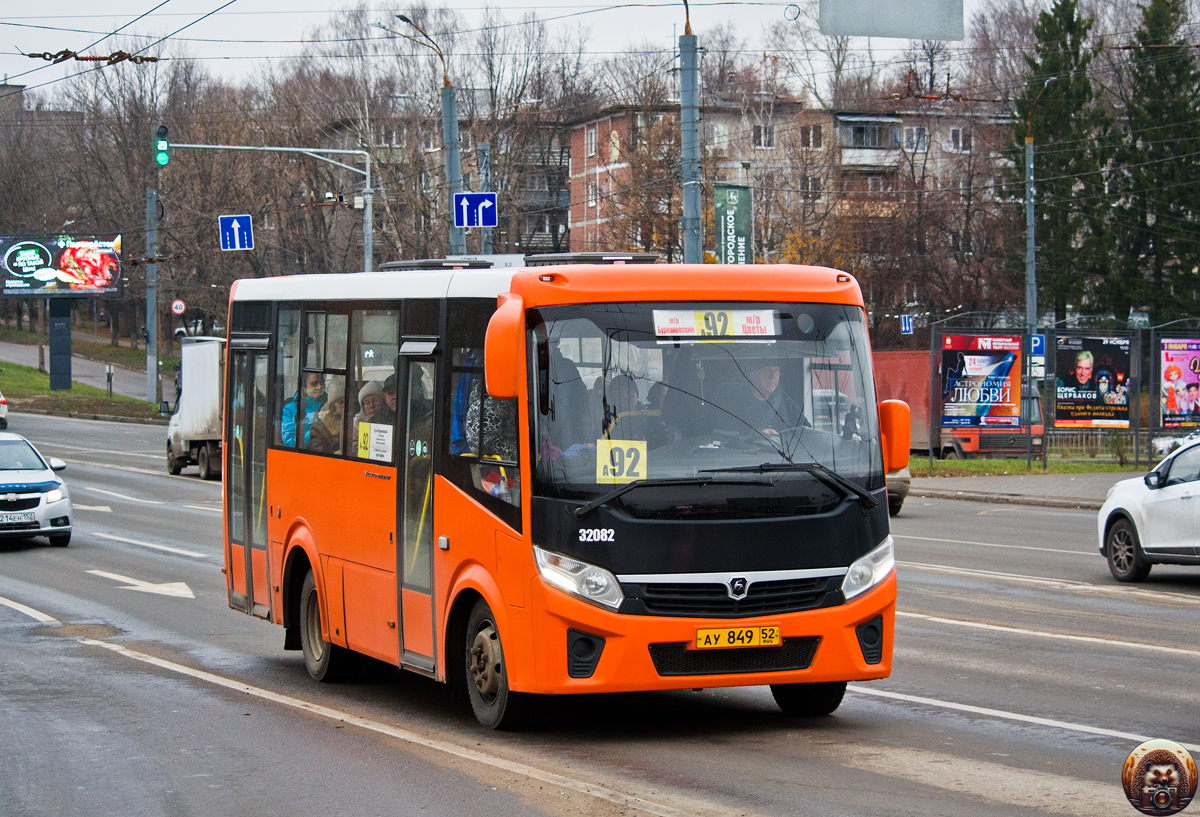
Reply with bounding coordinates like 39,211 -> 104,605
728,577 -> 749,600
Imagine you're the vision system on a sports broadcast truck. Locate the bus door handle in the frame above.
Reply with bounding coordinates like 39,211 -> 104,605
438,535 -> 449,551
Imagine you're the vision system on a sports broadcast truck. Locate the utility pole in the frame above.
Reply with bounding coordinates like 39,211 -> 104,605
478,142 -> 493,253
442,83 -> 466,254
1024,136 -> 1035,331
679,14 -> 701,264
146,188 -> 158,403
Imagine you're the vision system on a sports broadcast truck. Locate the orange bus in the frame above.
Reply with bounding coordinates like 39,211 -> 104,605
222,258 -> 910,728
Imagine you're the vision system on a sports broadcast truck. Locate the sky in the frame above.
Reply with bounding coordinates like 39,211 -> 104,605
1,1 -> 985,101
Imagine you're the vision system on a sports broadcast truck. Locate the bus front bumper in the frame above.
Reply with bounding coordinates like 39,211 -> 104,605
523,571 -> 895,695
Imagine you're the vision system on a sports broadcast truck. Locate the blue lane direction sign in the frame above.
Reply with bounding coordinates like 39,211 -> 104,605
453,192 -> 498,229
900,315 -> 914,335
1030,333 -> 1045,356
219,214 -> 254,251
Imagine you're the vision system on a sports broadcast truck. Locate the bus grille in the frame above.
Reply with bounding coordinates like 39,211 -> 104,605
627,577 -> 838,617
0,497 -> 40,511
648,637 -> 820,676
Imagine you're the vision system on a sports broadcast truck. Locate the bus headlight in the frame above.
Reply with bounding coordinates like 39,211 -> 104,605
45,488 -> 65,504
534,546 -> 624,610
841,537 -> 894,601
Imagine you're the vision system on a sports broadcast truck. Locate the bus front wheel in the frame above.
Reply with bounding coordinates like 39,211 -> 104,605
300,571 -> 350,682
464,598 -> 526,729
770,681 -> 846,717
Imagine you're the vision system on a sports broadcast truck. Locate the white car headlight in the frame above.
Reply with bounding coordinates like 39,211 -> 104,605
534,546 -> 624,610
841,537 -> 895,601
45,488 -> 66,503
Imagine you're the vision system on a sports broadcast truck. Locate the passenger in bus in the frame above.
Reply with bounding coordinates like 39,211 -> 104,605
309,379 -> 345,454
371,373 -> 398,424
281,371 -> 327,446
353,380 -> 384,441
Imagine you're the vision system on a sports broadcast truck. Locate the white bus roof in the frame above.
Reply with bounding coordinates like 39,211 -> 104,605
231,267 -> 520,302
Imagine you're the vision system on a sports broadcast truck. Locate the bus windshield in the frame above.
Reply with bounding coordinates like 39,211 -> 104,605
530,302 -> 882,510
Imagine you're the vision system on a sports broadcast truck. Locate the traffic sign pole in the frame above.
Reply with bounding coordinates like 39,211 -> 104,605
146,188 -> 158,404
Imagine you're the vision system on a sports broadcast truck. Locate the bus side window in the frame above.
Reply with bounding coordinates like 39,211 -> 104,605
273,307 -> 301,448
350,308 -> 400,463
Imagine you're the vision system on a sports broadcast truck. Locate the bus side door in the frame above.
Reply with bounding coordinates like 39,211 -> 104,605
398,345 -> 438,670
226,344 -> 272,618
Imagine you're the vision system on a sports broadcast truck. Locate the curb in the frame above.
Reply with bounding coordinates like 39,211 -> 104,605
911,487 -> 1102,511
16,408 -> 168,427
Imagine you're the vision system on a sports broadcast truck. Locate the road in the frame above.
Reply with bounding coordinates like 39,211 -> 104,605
1,413 -> 1197,816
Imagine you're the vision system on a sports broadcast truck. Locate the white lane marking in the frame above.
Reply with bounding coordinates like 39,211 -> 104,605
899,561 -> 1200,606
183,505 -> 221,514
33,442 -> 163,460
897,611 -> 1200,658
86,570 -> 195,599
94,532 -> 206,559
74,504 -> 113,513
0,594 -> 60,624
893,533 -> 1094,557
847,684 -> 1200,753
80,639 -> 702,817
58,456 -> 178,478
79,486 -> 163,505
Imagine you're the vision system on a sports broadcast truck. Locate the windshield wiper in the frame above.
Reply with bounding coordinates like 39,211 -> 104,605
698,462 -> 878,511
572,476 -> 768,520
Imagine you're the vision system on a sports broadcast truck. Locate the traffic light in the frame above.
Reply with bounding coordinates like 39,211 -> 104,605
154,125 -> 170,166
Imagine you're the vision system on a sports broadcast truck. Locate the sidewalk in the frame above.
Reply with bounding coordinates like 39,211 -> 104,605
909,471 -> 1138,510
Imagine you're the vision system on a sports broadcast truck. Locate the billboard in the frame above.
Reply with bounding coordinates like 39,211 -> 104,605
940,334 -> 1022,427
1159,338 -> 1200,427
713,184 -> 751,264
1054,336 -> 1130,427
2,234 -> 122,297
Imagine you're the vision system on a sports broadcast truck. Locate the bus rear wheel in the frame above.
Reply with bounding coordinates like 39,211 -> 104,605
770,681 -> 846,717
300,571 -> 350,682
465,598 -> 526,729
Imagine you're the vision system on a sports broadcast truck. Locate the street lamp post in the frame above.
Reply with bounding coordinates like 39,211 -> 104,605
390,15 -> 466,255
679,0 -> 702,264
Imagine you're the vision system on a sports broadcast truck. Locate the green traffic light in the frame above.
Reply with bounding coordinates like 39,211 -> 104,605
154,124 -> 169,166
155,151 -> 170,166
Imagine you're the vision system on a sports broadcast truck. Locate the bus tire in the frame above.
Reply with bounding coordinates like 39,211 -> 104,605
770,680 -> 846,717
300,570 -> 351,682
465,598 -> 526,730
167,444 -> 182,476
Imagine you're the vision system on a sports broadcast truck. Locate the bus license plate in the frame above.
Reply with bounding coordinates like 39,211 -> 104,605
0,512 -> 35,524
695,625 -> 781,650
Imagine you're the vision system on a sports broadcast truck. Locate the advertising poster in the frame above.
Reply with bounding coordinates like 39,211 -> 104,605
713,184 -> 752,265
1054,336 -> 1130,427
1159,338 -> 1200,427
2,234 -> 122,296
940,334 -> 1022,427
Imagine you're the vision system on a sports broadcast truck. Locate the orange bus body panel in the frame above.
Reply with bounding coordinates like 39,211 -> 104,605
228,543 -> 247,597
347,563 -> 399,663
251,548 -> 269,610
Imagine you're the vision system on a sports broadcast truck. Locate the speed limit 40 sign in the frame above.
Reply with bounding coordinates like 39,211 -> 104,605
171,299 -> 186,315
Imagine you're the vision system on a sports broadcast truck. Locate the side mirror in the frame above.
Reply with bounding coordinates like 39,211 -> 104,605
48,457 -> 67,472
159,400 -> 170,417
878,399 -> 911,473
1144,472 -> 1162,490
484,292 -> 524,400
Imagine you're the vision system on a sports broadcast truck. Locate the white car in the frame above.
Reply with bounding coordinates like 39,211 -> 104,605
0,432 -> 72,547
1097,439 -> 1200,581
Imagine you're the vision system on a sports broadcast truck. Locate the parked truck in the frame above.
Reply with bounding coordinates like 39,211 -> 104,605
166,337 -> 225,480
874,350 -> 1043,460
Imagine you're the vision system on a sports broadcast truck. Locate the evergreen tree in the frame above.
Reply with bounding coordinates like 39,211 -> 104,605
1109,0 -> 1200,322
1013,0 -> 1111,324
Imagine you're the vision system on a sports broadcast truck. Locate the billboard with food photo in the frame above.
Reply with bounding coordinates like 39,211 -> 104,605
1054,335 -> 1130,427
2,235 -> 121,296
940,333 -> 1023,427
